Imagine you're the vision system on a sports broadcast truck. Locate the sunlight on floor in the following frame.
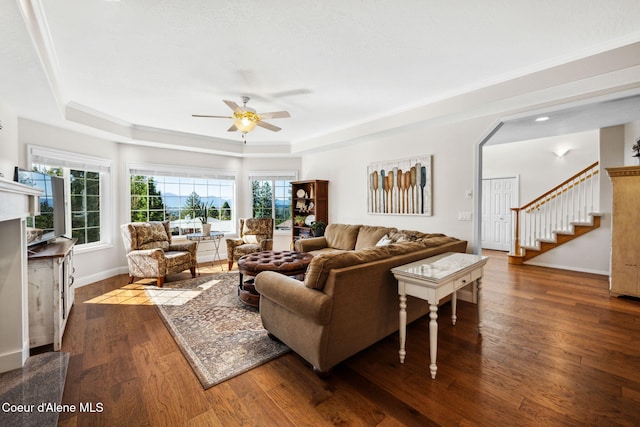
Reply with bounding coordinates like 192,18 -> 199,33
85,265 -> 226,306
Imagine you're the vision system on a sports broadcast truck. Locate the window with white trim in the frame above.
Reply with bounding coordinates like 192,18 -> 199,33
29,145 -> 111,247
128,163 -> 236,235
249,171 -> 296,231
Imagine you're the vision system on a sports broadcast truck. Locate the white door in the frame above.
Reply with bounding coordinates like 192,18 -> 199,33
482,177 -> 517,251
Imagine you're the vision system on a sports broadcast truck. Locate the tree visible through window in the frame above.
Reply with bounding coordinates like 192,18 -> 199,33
129,175 -> 234,234
70,170 -> 101,244
33,165 -> 102,245
251,179 -> 292,230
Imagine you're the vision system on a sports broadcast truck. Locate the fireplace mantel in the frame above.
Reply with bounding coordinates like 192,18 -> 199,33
0,177 -> 41,221
0,177 -> 42,373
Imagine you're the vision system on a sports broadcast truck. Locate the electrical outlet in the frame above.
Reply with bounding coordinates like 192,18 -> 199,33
457,211 -> 472,221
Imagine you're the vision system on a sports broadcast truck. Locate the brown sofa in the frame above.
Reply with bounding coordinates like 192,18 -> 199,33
254,224 -> 467,373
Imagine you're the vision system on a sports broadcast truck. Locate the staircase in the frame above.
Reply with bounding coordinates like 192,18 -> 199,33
508,162 -> 601,264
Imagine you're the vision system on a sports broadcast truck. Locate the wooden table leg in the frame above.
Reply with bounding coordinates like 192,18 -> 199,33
451,290 -> 457,325
429,303 -> 438,379
477,277 -> 484,335
399,293 -> 407,363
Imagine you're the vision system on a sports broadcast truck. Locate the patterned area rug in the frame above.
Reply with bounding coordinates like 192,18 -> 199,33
150,272 -> 289,389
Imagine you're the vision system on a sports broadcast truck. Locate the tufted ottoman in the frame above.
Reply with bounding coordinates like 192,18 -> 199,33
237,250 -> 314,308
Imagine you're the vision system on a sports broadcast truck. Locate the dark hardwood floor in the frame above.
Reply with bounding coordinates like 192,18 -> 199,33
58,251 -> 640,426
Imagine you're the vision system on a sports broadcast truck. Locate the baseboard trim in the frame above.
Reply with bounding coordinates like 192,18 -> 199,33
74,266 -> 129,288
0,348 -> 27,373
523,261 -> 609,276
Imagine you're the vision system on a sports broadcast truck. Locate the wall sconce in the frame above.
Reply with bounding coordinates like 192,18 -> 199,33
553,148 -> 570,157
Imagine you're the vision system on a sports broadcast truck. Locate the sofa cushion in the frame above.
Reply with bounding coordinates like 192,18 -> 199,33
355,226 -> 397,250
134,222 -> 170,251
324,224 -> 362,250
304,246 -> 391,290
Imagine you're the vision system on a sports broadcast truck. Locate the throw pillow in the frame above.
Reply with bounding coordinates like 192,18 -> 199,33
375,234 -> 393,246
354,225 -> 396,250
243,234 -> 259,244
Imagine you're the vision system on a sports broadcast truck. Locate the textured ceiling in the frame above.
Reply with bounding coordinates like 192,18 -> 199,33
2,1 -> 640,152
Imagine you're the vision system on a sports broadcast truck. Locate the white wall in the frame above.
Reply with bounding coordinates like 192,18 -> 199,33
625,119 -> 640,165
300,118 -> 632,275
0,101 -> 19,179
18,119 -> 123,286
301,116 -> 494,250
484,130 -> 599,203
483,129 -> 612,274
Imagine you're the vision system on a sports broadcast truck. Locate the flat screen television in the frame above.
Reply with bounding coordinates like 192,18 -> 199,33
14,167 -> 66,246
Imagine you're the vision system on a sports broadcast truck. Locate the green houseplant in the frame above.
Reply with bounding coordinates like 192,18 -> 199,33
192,201 -> 214,235
310,220 -> 326,237
294,215 -> 306,227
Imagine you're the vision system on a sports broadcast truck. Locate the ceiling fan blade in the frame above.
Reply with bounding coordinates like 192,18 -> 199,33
227,124 -> 238,132
258,111 -> 291,119
192,114 -> 233,118
223,100 -> 243,113
256,120 -> 281,132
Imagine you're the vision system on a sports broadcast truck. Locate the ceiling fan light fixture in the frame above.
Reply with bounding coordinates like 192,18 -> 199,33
233,111 -> 259,132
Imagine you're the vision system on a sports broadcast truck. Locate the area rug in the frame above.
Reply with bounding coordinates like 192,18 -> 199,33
0,352 -> 69,427
149,272 -> 289,389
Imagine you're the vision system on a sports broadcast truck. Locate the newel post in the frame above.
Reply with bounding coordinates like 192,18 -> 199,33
511,207 -> 521,256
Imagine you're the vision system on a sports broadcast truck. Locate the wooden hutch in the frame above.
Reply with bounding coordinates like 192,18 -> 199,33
291,180 -> 328,244
607,166 -> 640,297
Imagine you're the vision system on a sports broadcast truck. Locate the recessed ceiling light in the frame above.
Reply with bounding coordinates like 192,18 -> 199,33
535,116 -> 550,122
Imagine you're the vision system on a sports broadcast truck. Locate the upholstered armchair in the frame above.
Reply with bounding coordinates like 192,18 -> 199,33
226,217 -> 274,270
120,221 -> 197,287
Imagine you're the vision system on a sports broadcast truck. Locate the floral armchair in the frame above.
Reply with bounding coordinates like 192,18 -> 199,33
226,218 -> 274,270
120,221 -> 197,287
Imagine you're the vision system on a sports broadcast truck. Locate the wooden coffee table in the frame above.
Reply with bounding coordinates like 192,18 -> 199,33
237,250 -> 314,307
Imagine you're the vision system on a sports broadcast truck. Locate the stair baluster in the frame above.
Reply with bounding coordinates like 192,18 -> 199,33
510,162 -> 601,263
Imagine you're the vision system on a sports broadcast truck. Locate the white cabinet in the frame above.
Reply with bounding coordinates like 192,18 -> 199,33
28,238 -> 76,350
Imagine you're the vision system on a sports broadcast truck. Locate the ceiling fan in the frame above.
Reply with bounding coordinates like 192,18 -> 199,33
192,96 -> 290,142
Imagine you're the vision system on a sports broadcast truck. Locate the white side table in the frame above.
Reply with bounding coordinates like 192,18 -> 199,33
391,252 -> 488,379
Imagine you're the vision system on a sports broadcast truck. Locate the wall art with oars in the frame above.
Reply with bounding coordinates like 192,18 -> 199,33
367,156 -> 432,216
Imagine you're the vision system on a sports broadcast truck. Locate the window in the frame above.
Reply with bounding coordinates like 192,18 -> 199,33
128,163 -> 236,235
249,172 -> 296,231
70,170 -> 101,244
29,146 -> 111,248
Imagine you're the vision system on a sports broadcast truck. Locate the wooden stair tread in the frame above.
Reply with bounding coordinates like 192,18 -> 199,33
509,215 -> 600,263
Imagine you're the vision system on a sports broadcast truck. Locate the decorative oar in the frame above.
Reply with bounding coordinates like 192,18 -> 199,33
414,162 -> 421,215
388,170 -> 394,214
420,166 -> 427,214
410,166 -> 416,214
369,172 -> 374,213
397,169 -> 404,213
404,170 -> 410,214
380,169 -> 386,213
391,167 -> 397,213
372,171 -> 379,213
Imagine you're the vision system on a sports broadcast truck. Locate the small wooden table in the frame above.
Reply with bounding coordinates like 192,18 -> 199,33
391,252 -> 488,379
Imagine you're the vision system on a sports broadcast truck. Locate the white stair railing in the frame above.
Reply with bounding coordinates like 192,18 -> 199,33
511,162 -> 600,256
